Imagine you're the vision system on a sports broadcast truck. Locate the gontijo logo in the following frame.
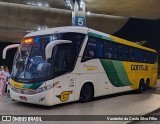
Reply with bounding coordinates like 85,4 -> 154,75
56,91 -> 73,102
131,65 -> 148,71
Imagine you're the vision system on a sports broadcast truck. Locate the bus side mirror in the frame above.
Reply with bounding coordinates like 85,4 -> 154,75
45,40 -> 72,60
2,44 -> 19,59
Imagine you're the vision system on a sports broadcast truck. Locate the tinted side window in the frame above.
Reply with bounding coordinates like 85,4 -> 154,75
142,50 -> 147,63
61,33 -> 85,56
82,35 -> 157,64
54,44 -> 71,77
103,40 -> 118,60
103,41 -> 112,59
153,53 -> 158,63
82,36 -> 102,62
118,45 -> 124,61
129,47 -> 136,62
61,33 -> 86,68
146,52 -> 157,64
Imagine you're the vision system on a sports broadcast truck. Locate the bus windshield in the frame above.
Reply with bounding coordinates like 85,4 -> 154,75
12,32 -> 85,82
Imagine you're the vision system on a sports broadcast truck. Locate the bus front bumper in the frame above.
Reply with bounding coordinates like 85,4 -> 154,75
9,86 -> 54,106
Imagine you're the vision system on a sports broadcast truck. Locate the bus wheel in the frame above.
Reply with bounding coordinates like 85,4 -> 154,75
138,79 -> 145,93
145,78 -> 150,91
79,83 -> 94,103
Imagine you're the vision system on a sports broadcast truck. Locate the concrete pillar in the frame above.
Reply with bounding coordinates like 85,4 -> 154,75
72,0 -> 86,27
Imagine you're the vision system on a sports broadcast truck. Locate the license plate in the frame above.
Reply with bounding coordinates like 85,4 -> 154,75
19,96 -> 27,101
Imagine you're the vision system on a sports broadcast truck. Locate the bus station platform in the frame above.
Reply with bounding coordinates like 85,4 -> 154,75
1,80 -> 160,124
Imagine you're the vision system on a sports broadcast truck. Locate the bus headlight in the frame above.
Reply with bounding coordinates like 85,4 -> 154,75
36,88 -> 44,93
36,81 -> 59,93
36,84 -> 54,93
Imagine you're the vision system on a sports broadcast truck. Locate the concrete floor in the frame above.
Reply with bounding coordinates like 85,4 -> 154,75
1,80 -> 160,124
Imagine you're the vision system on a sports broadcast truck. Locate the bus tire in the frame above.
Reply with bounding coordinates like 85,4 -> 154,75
145,78 -> 150,91
138,79 -> 145,93
79,83 -> 94,103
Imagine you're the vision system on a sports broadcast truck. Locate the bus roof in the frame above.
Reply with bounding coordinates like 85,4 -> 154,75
25,26 -> 89,37
25,26 -> 156,53
109,35 -> 157,53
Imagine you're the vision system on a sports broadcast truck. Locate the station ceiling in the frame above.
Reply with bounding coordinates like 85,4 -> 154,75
0,0 -> 159,43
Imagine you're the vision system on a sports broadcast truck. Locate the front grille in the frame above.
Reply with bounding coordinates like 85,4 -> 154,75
11,87 -> 36,95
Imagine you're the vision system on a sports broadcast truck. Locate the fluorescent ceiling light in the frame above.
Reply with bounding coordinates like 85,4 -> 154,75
87,12 -> 91,15
37,2 -> 42,7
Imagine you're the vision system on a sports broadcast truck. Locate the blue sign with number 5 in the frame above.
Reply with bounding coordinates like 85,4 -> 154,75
72,16 -> 86,27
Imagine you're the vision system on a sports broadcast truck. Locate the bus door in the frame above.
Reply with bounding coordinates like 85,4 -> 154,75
52,44 -> 75,103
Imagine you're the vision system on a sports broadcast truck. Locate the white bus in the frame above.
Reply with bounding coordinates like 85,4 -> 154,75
3,26 -> 158,106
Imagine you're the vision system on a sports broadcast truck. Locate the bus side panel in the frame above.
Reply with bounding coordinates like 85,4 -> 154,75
100,60 -> 132,93
53,73 -> 72,105
123,62 -> 158,90
122,61 -> 139,90
74,58 -> 103,100
97,73 -> 113,96
75,73 -> 98,100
